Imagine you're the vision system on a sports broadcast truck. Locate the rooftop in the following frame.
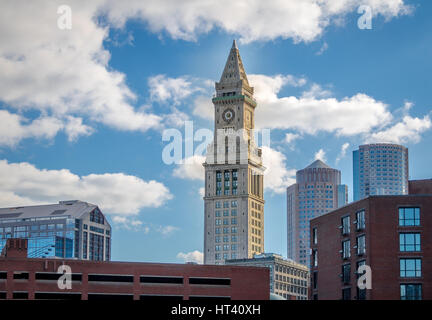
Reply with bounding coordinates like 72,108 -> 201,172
0,200 -> 98,221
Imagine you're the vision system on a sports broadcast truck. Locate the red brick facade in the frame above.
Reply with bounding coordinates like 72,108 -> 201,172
310,182 -> 432,300
0,239 -> 269,300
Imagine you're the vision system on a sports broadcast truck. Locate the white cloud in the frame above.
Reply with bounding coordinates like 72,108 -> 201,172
103,0 -> 412,43
0,159 -> 172,215
336,142 -> 350,163
198,187 -> 205,197
192,95 -> 214,121
250,74 -> 393,135
156,225 -> 179,236
314,149 -> 327,162
261,146 -> 296,193
284,133 -> 301,144
316,42 -> 328,55
112,216 -> 149,233
177,250 -> 203,264
0,0 -> 163,148
367,115 -> 432,144
148,75 -> 196,105
301,83 -> 332,99
173,155 -> 206,180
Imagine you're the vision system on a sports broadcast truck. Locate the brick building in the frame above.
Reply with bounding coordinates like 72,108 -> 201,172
0,239 -> 269,300
310,179 -> 432,300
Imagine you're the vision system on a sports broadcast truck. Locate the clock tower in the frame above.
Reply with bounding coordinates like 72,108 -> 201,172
203,40 -> 265,265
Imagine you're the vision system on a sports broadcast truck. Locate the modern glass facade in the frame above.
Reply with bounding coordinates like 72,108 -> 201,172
0,201 -> 111,261
0,217 -> 77,259
353,143 -> 408,201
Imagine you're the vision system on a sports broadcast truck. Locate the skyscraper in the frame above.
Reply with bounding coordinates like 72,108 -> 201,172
203,41 -> 265,265
353,143 -> 409,201
287,160 -> 348,266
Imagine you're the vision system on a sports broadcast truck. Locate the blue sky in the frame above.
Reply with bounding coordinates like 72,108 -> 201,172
0,0 -> 431,263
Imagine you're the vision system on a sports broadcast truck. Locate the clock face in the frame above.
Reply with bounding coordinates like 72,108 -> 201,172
222,108 -> 235,123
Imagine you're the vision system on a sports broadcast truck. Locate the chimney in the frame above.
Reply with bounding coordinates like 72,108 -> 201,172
1,238 -> 28,259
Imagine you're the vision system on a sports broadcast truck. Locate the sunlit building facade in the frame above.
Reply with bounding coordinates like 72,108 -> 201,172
0,200 -> 111,261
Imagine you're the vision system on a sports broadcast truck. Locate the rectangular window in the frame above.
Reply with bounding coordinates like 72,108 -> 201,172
231,227 -> 237,233
313,271 -> 318,290
356,210 -> 366,230
400,233 -> 421,252
400,259 -> 422,278
342,240 -> 351,259
312,227 -> 317,245
399,207 -> 420,226
231,218 -> 237,225
223,227 -> 229,234
215,201 -> 221,208
215,219 -> 221,225
231,200 -> 237,207
215,236 -> 221,243
215,211 -> 221,217
400,284 -> 422,300
342,288 -> 351,300
357,235 -> 366,255
342,264 -> 351,284
342,216 -> 350,235
312,249 -> 318,267
215,253 -> 221,260
231,235 -> 237,242
223,210 -> 229,216
231,209 -> 237,216
223,244 -> 229,251
223,201 -> 229,208
223,235 -> 228,242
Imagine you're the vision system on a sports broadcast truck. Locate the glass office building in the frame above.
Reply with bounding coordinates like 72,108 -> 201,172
287,160 -> 348,266
0,200 -> 111,260
353,144 -> 409,201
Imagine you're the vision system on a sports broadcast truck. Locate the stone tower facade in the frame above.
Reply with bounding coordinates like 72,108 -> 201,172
203,41 -> 265,265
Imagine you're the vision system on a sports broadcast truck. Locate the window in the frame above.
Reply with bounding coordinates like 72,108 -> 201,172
215,245 -> 221,251
215,228 -> 221,234
215,253 -> 221,260
399,207 -> 420,226
312,228 -> 317,245
357,287 -> 366,300
342,216 -> 350,235
231,200 -> 237,207
400,233 -> 421,252
357,235 -> 366,255
356,210 -> 365,230
342,264 -> 351,284
215,201 -> 221,208
231,227 -> 237,233
231,235 -> 237,242
313,272 -> 318,290
223,227 -> 229,234
215,236 -> 221,243
342,240 -> 351,259
231,244 -> 237,250
400,284 -> 422,300
342,288 -> 351,300
223,218 -> 229,225
215,211 -> 221,217
400,259 -> 422,278
231,209 -> 237,216
231,218 -> 237,225
312,249 -> 318,267
223,244 -> 229,251
215,219 -> 221,225
223,201 -> 229,208
223,210 -> 229,216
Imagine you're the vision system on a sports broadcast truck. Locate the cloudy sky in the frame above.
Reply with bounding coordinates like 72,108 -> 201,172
0,0 -> 431,263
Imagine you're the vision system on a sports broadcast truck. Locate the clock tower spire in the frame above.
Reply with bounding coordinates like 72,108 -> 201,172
203,41 -> 265,265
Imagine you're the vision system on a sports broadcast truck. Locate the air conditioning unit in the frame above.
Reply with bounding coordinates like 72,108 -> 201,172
353,245 -> 358,249
338,225 -> 343,229
339,250 -> 343,253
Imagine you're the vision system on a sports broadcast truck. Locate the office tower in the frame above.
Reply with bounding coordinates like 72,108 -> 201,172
203,41 -> 264,264
287,160 -> 348,266
353,143 -> 409,201
225,253 -> 309,300
310,179 -> 432,300
0,200 -> 111,260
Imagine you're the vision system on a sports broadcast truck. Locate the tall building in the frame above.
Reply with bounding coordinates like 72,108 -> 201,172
225,253 -> 309,300
203,41 -> 265,264
287,160 -> 348,266
310,179 -> 432,300
0,200 -> 111,261
353,143 -> 409,201
0,238 -> 269,300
